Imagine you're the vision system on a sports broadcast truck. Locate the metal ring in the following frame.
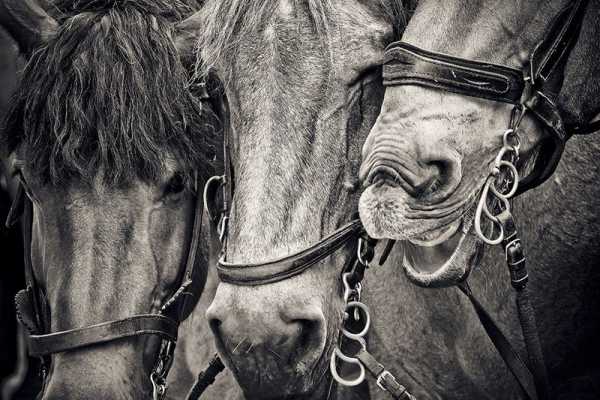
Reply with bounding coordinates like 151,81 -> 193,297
341,301 -> 371,340
342,272 -> 353,302
484,187 -> 511,220
493,145 -> 517,169
151,372 -> 167,400
478,179 -> 500,223
330,347 -> 366,387
490,161 -> 519,199
475,183 -> 504,245
502,129 -> 514,147
203,175 -> 224,222
357,238 -> 369,266
503,128 -> 521,155
218,216 -> 229,243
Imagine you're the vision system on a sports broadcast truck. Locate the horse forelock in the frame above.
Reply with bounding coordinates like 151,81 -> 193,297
1,0 -> 218,186
50,0 -> 198,21
196,0 -> 411,80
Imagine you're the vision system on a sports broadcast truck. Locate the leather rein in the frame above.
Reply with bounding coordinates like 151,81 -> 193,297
6,167 -> 208,400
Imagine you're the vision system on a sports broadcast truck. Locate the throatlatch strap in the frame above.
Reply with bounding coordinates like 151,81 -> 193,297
27,315 -> 178,357
383,42 -> 524,104
458,283 -> 538,400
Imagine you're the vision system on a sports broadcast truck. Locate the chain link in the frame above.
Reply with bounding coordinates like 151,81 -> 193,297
474,127 -> 522,245
151,340 -> 175,400
330,238 -> 374,388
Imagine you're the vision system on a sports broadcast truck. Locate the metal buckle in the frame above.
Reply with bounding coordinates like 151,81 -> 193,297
376,370 -> 394,392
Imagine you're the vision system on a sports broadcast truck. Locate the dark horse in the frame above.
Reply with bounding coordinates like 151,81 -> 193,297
0,0 -> 220,398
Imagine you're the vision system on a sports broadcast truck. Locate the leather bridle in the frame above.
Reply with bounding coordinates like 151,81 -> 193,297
7,152 -> 208,400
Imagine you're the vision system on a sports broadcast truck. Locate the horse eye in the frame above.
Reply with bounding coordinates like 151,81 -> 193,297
164,173 -> 187,196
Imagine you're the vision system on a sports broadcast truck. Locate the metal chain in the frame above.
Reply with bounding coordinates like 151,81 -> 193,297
474,126 -> 522,245
330,239 -> 371,387
330,240 -> 415,399
151,340 -> 175,400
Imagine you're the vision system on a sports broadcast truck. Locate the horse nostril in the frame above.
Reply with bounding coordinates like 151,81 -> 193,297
292,319 -> 324,357
366,165 -> 402,186
208,316 -> 222,337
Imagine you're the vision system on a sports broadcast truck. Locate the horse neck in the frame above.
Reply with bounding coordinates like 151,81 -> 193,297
558,0 -> 600,126
401,0 -> 570,68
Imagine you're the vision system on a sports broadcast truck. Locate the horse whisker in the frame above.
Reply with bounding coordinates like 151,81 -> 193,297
245,342 -> 255,354
266,347 -> 282,360
231,337 -> 248,355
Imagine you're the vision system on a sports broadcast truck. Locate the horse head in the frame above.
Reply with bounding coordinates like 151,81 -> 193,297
197,1 -> 413,397
0,1 -> 220,398
360,0 -> 600,287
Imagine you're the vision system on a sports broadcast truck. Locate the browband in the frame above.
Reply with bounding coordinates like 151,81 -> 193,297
217,219 -> 364,285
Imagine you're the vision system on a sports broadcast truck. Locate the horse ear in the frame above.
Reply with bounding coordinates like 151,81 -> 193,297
174,11 -> 203,65
0,0 -> 58,54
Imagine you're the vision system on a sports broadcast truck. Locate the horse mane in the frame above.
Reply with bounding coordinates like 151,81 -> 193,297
1,0 -> 218,186
197,0 -> 414,78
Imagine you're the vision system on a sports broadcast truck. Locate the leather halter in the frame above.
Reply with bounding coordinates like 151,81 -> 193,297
382,0 -> 596,195
6,171 -> 207,395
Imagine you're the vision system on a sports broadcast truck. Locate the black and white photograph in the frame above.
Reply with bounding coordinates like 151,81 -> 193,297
0,0 -> 598,399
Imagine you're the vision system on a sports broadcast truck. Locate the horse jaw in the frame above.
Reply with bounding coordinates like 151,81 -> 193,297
402,220 -> 482,288
360,186 -> 481,287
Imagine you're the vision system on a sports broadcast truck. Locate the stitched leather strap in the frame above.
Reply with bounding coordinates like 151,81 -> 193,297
355,348 -> 415,400
383,42 -> 525,104
217,219 -> 364,285
27,315 -> 178,357
458,283 -> 538,400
